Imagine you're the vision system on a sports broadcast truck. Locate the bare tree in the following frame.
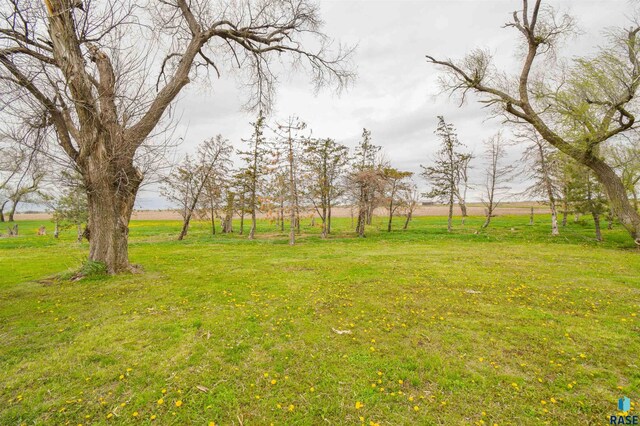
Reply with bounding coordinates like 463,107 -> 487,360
274,117 -> 307,245
0,0 -> 353,272
239,113 -> 270,240
570,165 -> 609,241
520,128 -> 561,235
455,153 -> 473,225
197,136 -> 233,237
382,168 -> 413,232
47,171 -> 88,242
400,183 -> 420,230
162,136 -> 232,240
481,133 -> 515,228
426,0 -> 640,246
351,128 -> 382,237
421,116 -> 468,232
0,141 -> 28,222
301,137 -> 349,238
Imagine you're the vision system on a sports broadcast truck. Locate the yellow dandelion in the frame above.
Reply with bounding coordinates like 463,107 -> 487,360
132,412 -> 139,417
157,399 -> 164,405
288,404 -> 295,412
413,405 -> 419,412
355,401 -> 364,410
271,379 -> 277,385
175,400 -> 183,407
150,414 -> 157,420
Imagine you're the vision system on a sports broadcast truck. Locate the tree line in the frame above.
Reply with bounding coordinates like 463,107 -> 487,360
2,0 -> 640,274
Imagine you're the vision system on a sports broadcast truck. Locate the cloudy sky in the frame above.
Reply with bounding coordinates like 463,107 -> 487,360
136,0 -> 632,209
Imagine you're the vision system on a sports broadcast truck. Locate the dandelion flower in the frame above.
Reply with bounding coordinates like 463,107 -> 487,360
175,400 -> 183,407
355,401 -> 364,410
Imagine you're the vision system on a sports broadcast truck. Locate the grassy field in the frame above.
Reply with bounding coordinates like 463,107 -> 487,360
0,215 -> 638,425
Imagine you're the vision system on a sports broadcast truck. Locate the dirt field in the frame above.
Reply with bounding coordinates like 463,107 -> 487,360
13,202 -> 550,221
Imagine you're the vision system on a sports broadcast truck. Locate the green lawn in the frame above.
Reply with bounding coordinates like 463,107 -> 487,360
0,215 -> 638,425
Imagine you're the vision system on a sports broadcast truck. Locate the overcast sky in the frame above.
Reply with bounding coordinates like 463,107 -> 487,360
136,0 -> 632,209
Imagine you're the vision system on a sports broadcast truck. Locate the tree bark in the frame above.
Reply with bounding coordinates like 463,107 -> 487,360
8,199 -> 18,222
403,211 -> 412,230
529,207 -> 534,225
459,201 -> 467,225
84,161 -> 142,274
593,212 -> 602,241
587,156 -> 640,245
561,185 -> 568,227
447,193 -> 453,232
550,201 -> 559,236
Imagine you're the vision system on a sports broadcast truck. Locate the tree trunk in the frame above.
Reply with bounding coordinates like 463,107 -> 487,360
387,199 -> 393,232
288,142 -> 296,246
280,201 -> 284,232
587,157 -> 640,246
593,212 -> 602,242
459,201 -> 467,225
447,193 -> 453,232
210,199 -> 216,236
327,200 -> 332,235
249,210 -> 256,239
84,168 -> 141,274
550,201 -> 559,236
403,211 -> 412,230
607,208 -> 614,230
54,221 -> 59,239
529,207 -> 534,225
77,223 -> 83,243
177,213 -> 192,240
0,200 -> 6,222
8,199 -> 18,222
321,203 -> 327,239
482,206 -> 492,228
